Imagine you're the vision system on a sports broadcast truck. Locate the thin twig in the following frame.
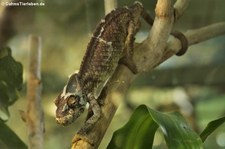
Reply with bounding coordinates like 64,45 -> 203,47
174,0 -> 190,21
185,22 -> 225,45
161,22 -> 225,62
26,35 -> 44,149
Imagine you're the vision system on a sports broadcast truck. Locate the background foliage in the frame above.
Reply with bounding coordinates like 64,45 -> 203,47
0,47 -> 25,148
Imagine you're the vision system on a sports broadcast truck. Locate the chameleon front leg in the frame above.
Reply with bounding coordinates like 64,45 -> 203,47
72,93 -> 101,145
83,93 -> 101,131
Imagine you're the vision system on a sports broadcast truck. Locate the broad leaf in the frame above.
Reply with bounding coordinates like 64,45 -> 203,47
107,105 -> 158,149
107,105 -> 203,149
200,116 -> 225,142
0,121 -> 27,149
0,47 -> 23,121
148,107 -> 203,149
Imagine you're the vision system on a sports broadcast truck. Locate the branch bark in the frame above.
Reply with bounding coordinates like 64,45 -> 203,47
174,0 -> 190,21
161,22 -> 225,62
24,35 -> 44,149
71,0 -> 225,148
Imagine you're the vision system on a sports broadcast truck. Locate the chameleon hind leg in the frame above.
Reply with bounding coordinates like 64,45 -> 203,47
119,5 -> 154,74
119,21 -> 138,74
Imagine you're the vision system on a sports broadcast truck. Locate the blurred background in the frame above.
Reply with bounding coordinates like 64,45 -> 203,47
1,0 -> 225,148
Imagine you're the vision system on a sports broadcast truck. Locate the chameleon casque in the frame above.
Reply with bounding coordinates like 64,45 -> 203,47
54,2 -> 153,132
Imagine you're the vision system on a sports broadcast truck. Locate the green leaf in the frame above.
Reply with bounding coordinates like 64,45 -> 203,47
148,107 -> 203,149
200,116 -> 225,142
107,105 -> 203,149
0,121 -> 27,149
0,47 -> 23,121
107,105 -> 158,149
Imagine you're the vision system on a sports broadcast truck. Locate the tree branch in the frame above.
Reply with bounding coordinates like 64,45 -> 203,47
134,0 -> 174,72
24,35 -> 44,149
174,0 -> 190,21
71,0 -> 225,148
161,22 -> 225,62
185,22 -> 225,45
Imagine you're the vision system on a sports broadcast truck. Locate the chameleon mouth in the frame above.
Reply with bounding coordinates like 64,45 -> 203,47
56,108 -> 84,126
56,114 -> 75,126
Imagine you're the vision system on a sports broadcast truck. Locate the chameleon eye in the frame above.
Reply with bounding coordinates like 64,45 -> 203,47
67,95 -> 80,108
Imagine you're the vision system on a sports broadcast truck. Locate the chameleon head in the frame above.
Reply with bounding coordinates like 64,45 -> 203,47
55,73 -> 87,126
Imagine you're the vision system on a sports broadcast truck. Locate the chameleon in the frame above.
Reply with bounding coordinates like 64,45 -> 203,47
54,1 -> 154,132
54,0 -> 189,137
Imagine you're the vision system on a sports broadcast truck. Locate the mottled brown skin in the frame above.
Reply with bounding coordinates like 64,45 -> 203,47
54,2 -> 154,142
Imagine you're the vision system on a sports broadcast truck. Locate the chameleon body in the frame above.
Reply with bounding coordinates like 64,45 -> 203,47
55,2 -> 153,130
